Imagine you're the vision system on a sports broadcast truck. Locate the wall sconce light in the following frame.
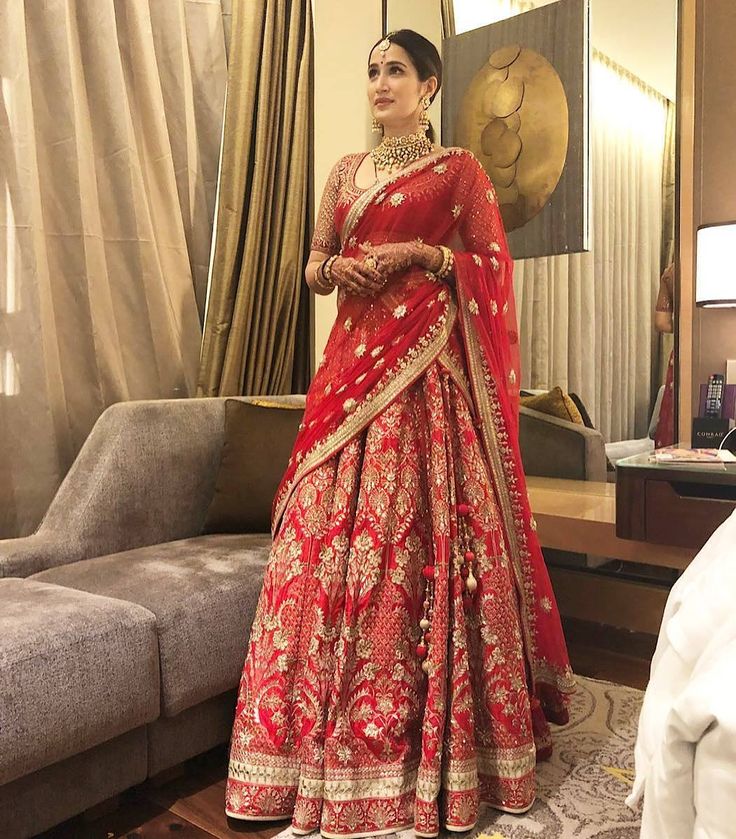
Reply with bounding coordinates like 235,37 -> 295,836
696,222 -> 736,307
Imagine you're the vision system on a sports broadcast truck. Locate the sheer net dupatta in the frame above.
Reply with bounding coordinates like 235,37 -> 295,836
454,160 -> 575,716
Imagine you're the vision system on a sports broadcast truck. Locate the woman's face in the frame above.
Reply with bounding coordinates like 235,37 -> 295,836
367,42 -> 436,132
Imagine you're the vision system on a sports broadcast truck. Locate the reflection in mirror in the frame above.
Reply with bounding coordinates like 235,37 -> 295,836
449,0 -> 678,449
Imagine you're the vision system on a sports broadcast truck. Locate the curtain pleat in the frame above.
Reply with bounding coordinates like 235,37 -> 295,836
0,0 -> 227,537
197,0 -> 313,397
513,54 -> 669,441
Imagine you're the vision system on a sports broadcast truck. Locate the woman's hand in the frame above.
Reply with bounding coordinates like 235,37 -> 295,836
360,241 -> 443,277
331,256 -> 385,297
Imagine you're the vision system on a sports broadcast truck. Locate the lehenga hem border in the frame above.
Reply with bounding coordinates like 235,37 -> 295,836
487,799 -> 536,815
225,810 -> 291,822
319,823 -> 415,839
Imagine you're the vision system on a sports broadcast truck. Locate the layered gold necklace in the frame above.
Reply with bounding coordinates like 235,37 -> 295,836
370,130 -> 433,173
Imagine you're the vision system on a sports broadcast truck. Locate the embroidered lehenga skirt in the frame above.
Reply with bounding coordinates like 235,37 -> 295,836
226,362 -> 561,837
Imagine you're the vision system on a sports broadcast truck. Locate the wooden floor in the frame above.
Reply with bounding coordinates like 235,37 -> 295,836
41,630 -> 652,839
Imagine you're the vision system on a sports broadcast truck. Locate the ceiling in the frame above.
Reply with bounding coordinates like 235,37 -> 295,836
591,0 -> 678,101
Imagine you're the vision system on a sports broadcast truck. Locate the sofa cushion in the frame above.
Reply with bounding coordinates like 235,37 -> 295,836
0,578 -> 159,786
521,386 -> 584,425
203,398 -> 304,534
32,534 -> 271,717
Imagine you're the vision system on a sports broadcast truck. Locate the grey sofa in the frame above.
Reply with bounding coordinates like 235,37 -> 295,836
0,395 -> 604,838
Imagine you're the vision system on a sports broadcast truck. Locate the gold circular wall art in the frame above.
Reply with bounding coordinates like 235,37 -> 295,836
455,45 -> 569,232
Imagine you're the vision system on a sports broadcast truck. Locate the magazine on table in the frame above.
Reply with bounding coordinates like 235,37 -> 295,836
650,446 -> 736,465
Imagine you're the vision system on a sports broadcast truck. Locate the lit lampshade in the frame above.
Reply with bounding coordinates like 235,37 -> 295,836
696,223 -> 736,307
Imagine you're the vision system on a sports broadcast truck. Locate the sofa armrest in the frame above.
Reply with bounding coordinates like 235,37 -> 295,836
519,406 -> 607,482
0,398 -> 229,577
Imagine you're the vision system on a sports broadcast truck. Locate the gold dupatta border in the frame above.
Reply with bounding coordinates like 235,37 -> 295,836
273,296 -> 458,531
458,290 -> 575,695
340,147 -> 469,245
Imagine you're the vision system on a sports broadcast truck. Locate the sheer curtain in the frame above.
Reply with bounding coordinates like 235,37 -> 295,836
0,0 -> 228,537
513,55 -> 668,442
453,0 -> 669,441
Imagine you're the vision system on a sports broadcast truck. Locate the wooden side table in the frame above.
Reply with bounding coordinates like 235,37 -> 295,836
615,453 -> 736,550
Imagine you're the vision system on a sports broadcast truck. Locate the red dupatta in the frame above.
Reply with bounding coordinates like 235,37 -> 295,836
273,147 -> 574,706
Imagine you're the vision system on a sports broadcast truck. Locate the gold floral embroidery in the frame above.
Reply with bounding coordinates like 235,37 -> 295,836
491,300 -> 498,316
343,398 -> 357,414
487,188 -> 497,204
371,345 -> 384,358
472,254 -> 482,266
393,304 -> 408,319
355,344 -> 367,358
541,596 -> 552,613
325,383 -> 332,395
490,242 -> 501,252
509,370 -> 516,384
434,163 -> 447,174
468,299 -> 480,315
390,193 -> 406,207
452,204 -> 463,219
344,317 -> 353,332
348,236 -> 358,248
491,257 -> 500,271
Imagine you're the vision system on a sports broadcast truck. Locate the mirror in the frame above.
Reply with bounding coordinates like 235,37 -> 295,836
388,0 -> 679,450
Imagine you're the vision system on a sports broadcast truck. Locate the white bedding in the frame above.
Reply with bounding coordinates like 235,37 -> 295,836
628,509 -> 736,838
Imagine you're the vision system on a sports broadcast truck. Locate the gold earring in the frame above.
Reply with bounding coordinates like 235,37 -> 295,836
372,116 -> 383,133
419,97 -> 430,132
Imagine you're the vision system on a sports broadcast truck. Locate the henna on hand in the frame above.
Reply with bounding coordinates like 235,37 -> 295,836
361,241 -> 444,278
331,256 -> 384,297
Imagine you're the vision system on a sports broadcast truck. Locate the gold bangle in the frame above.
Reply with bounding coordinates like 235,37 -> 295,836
436,245 -> 454,280
323,254 -> 338,286
314,256 -> 336,292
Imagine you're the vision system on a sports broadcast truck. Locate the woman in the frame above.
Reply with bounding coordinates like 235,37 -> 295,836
226,30 -> 574,839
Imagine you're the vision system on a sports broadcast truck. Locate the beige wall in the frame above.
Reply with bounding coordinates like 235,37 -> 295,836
690,0 -> 736,416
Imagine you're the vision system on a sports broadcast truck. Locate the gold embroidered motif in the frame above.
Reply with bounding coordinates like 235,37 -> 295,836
344,317 -> 353,332
490,242 -> 501,252
371,345 -> 384,358
491,300 -> 498,316
509,370 -> 516,384
468,299 -> 480,315
541,596 -> 552,613
472,254 -> 482,266
452,204 -> 463,219
393,304 -> 408,319
486,188 -> 497,204
355,344 -> 367,358
491,257 -> 500,271
390,193 -> 406,207
344,398 -> 357,414
434,163 -> 448,174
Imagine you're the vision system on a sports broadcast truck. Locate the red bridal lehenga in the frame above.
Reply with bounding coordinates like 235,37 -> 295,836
225,148 -> 575,838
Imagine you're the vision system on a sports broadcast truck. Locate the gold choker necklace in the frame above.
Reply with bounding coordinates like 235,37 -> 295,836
370,131 -> 433,172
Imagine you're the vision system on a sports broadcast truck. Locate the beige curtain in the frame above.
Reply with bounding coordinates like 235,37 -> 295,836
513,54 -> 669,442
198,0 -> 313,398
441,0 -> 457,37
0,0 -> 228,537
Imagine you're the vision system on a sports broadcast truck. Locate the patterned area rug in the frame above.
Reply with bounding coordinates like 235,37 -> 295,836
273,676 -> 643,839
